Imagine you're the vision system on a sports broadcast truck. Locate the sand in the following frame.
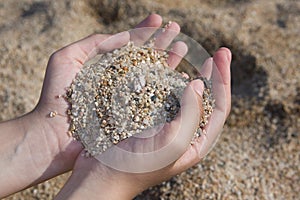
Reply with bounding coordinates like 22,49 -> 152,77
67,42 -> 187,156
67,41 -> 213,157
1,0 -> 299,199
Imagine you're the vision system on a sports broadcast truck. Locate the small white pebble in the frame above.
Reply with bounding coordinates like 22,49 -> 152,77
49,111 -> 57,118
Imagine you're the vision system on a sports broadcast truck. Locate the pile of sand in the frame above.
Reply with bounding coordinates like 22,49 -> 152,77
1,0 -> 299,199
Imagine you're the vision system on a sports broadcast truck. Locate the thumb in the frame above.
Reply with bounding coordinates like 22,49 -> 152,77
189,79 -> 205,110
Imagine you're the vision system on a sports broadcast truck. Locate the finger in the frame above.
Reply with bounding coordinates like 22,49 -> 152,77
192,47 -> 232,159
161,80 -> 207,174
154,22 -> 180,50
213,47 -> 231,117
199,57 -> 213,79
54,32 -> 130,67
167,41 -> 188,69
135,14 -> 162,29
130,14 -> 162,46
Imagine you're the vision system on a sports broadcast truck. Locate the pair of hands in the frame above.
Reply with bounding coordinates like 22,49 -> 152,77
0,14 -> 231,199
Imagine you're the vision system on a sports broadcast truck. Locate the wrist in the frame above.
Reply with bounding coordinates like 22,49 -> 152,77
27,107 -> 83,181
56,156 -> 140,200
0,109 -> 82,197
0,111 -> 56,196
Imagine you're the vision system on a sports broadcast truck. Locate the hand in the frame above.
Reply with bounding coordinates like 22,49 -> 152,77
55,15 -> 231,199
0,14 -> 169,198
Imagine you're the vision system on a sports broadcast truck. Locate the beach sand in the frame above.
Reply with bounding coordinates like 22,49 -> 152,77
1,0 -> 299,199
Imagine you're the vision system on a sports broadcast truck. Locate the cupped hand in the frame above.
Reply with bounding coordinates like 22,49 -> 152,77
55,14 -> 231,199
31,15 -> 165,180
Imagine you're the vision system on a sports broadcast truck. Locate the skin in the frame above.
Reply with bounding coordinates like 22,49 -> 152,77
0,14 -> 231,199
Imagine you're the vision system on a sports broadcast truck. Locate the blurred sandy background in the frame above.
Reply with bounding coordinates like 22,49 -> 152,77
1,0 -> 299,199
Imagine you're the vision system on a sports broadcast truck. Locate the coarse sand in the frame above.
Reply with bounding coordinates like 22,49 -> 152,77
67,41 -> 214,156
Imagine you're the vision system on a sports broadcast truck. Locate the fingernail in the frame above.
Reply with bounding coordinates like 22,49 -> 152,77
226,51 -> 232,63
223,47 -> 232,63
191,80 -> 204,97
218,47 -> 231,63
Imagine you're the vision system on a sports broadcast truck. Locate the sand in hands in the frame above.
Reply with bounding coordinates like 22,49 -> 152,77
66,42 -> 214,156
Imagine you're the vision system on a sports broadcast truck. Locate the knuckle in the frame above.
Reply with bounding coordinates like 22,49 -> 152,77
49,47 -> 71,62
